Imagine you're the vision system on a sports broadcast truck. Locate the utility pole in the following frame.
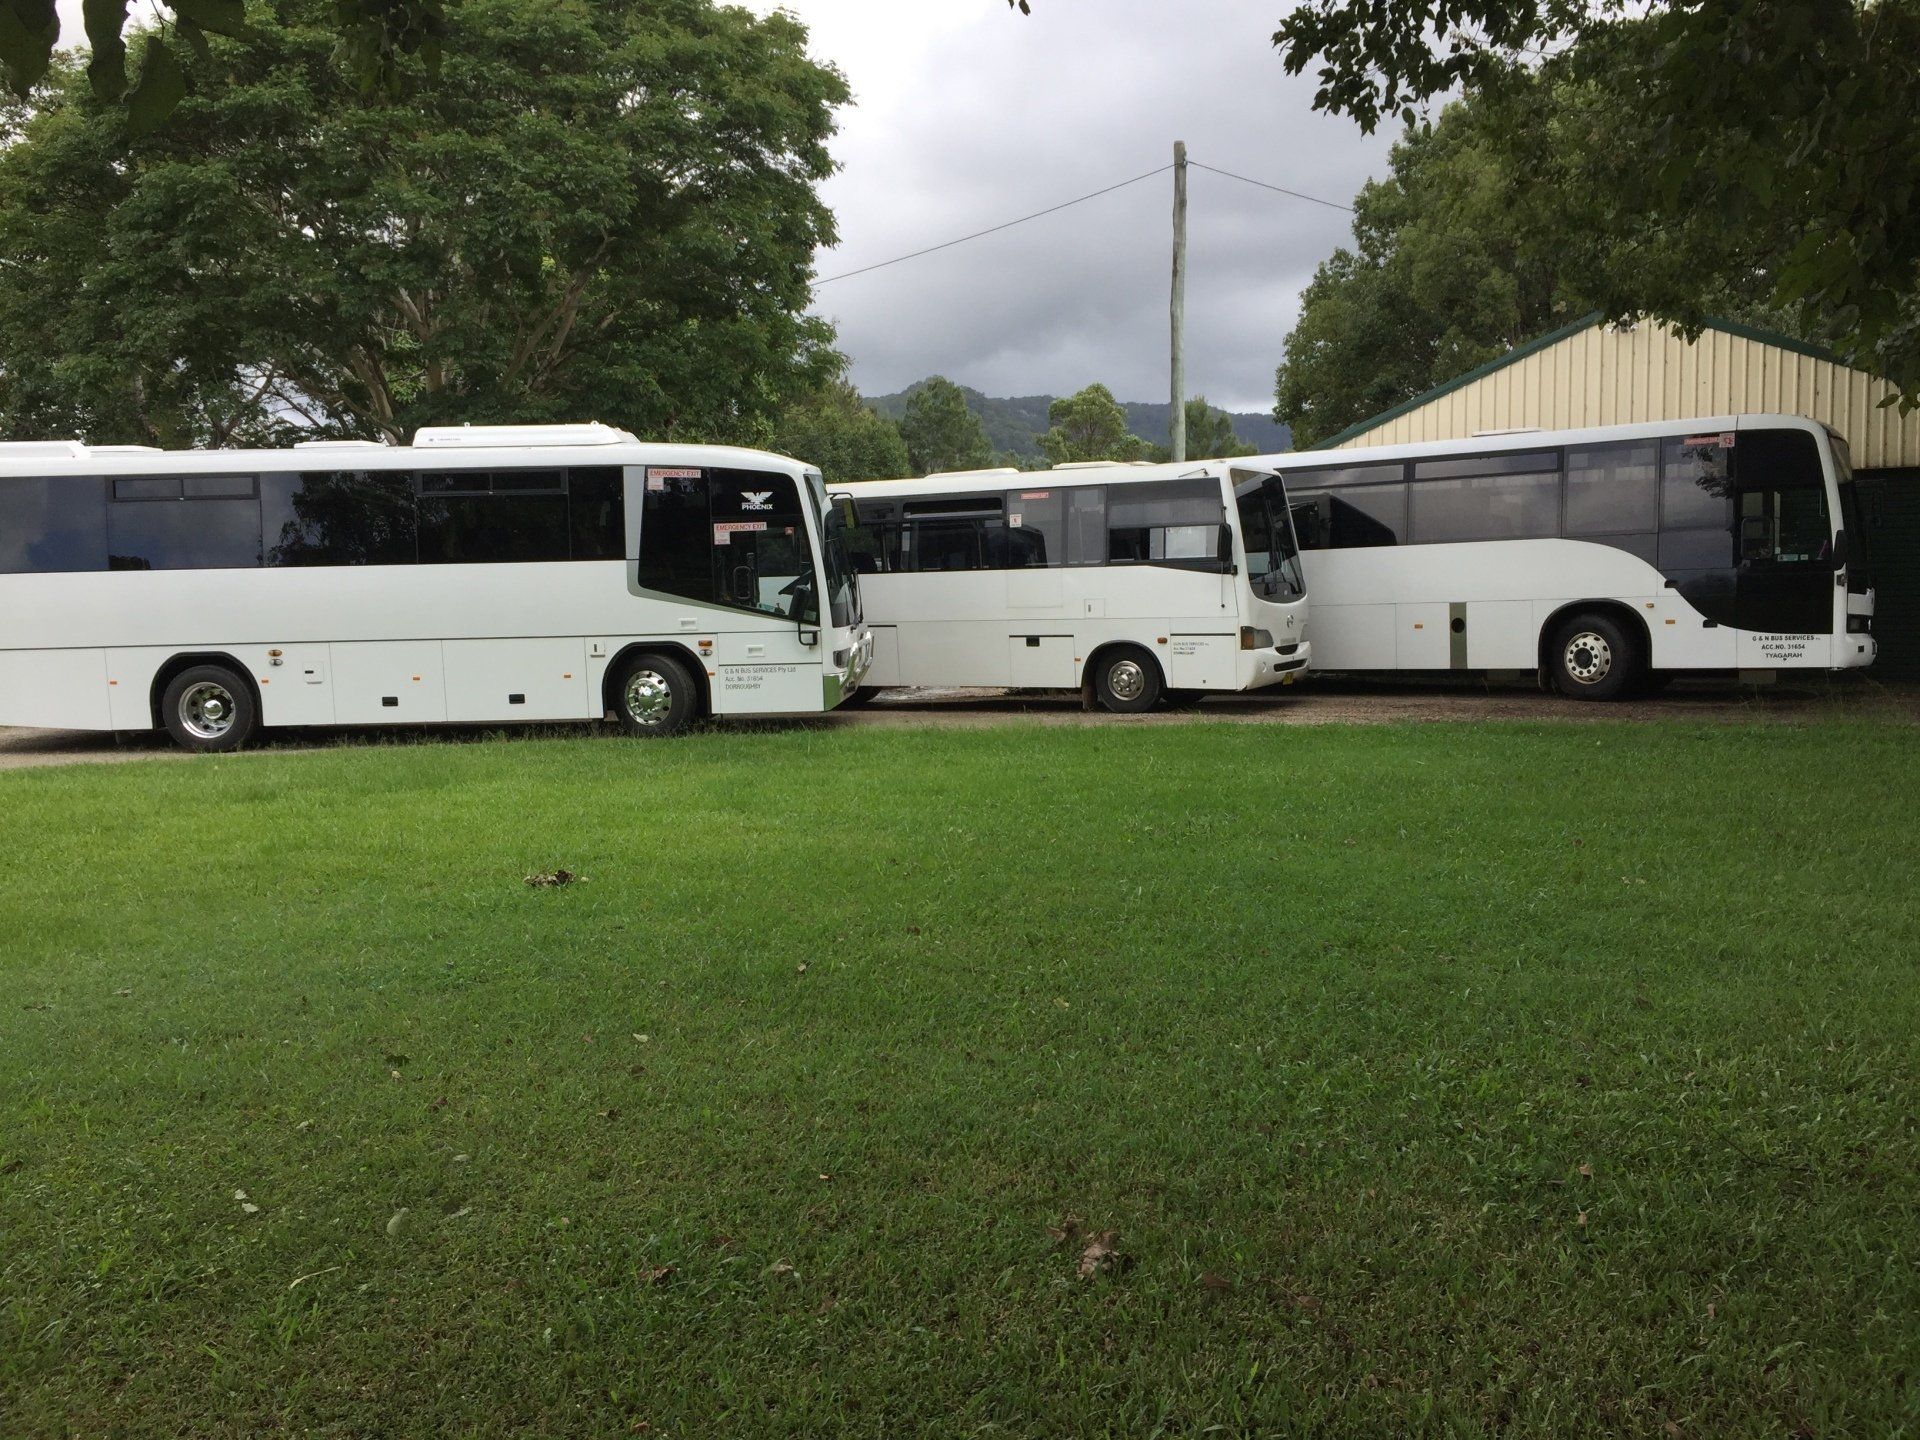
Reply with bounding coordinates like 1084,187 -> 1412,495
1169,140 -> 1189,464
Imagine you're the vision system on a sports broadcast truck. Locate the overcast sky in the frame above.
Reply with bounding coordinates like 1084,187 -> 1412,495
54,0 -> 1391,413
758,0 -> 1392,411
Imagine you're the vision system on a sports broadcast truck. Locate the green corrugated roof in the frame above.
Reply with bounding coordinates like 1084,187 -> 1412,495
1313,313 -> 1850,451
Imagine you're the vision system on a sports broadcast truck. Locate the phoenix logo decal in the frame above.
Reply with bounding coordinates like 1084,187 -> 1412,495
740,491 -> 774,511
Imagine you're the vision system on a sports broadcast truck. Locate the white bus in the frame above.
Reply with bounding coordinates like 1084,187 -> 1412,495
1244,414 -> 1876,698
838,459 -> 1310,711
0,424 -> 873,750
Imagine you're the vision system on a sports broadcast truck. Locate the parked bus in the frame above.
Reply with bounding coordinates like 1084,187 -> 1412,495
1243,414 -> 1875,698
0,424 -> 872,749
838,459 -> 1309,711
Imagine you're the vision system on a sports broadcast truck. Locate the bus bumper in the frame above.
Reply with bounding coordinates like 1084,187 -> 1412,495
824,628 -> 875,708
1245,642 -> 1311,692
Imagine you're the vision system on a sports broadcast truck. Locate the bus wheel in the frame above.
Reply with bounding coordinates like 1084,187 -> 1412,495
837,686 -> 881,708
1549,614 -> 1638,701
612,652 -> 698,737
1093,646 -> 1162,714
161,664 -> 260,753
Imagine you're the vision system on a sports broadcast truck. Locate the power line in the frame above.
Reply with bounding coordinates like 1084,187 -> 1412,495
810,154 -> 1354,289
1186,160 -> 1354,213
812,164 -> 1172,287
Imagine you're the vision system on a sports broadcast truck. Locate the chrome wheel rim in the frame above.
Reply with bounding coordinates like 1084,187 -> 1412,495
623,669 -> 674,726
1108,659 -> 1148,702
180,681 -> 237,741
1563,632 -> 1613,684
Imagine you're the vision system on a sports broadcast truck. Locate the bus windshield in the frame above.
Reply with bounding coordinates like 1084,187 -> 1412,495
1236,473 -> 1305,601
812,476 -> 861,627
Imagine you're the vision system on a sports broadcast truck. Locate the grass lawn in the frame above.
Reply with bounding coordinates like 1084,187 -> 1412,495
2,720 -> 1916,1437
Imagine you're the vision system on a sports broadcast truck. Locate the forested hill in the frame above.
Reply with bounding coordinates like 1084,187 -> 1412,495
865,382 -> 1291,459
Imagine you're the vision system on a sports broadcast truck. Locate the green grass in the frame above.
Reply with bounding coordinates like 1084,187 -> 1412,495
2,721 -> 1916,1437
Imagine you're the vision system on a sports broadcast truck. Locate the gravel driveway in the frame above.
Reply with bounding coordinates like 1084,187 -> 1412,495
2,677 -> 1911,771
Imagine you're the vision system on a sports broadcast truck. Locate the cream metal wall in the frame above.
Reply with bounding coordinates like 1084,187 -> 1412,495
1334,321 -> 1920,470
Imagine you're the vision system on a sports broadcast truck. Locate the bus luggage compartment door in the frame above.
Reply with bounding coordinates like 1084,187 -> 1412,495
1009,634 -> 1074,688
1168,634 -> 1233,690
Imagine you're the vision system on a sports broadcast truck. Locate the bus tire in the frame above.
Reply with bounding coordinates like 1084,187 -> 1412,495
160,663 -> 260,753
1092,645 -> 1163,714
836,686 -> 881,708
611,651 -> 699,737
1548,613 -> 1639,701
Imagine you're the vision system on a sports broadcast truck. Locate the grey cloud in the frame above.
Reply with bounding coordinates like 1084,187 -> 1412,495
792,0 -> 1391,411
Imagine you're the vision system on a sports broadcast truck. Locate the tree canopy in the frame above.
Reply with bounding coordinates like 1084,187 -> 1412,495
1274,59 -> 1810,447
0,0 -> 444,132
0,0 -> 848,448
1272,0 -> 1920,402
1038,384 -> 1148,465
771,376 -> 909,485
898,376 -> 991,476
1176,397 -> 1256,460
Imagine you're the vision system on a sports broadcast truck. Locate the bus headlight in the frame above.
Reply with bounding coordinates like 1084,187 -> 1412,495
833,647 -> 852,668
1240,627 -> 1274,650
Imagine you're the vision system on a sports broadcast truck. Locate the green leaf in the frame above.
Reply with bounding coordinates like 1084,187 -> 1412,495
167,0 -> 246,40
174,15 -> 210,63
83,0 -> 130,101
0,0 -> 59,96
126,32 -> 186,137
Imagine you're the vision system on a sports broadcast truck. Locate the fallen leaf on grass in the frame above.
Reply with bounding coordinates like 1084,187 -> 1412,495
1576,1210 -> 1588,1227
796,962 -> 809,975
1046,1216 -> 1083,1247
1199,1272 -> 1233,1293
1077,1231 -> 1128,1279
241,1202 -> 261,1215
640,1265 -> 675,1287
386,1208 -> 411,1237
768,1260 -> 797,1279
1578,1161 -> 1593,1178
114,988 -> 132,998
525,869 -> 580,888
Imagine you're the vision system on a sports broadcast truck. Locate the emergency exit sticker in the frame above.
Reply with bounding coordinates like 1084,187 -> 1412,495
712,521 -> 768,546
647,467 -> 702,490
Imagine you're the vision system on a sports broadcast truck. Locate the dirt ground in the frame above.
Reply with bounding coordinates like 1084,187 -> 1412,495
2,676 -> 1912,773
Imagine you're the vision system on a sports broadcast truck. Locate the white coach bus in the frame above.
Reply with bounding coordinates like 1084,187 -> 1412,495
1246,414 -> 1876,698
0,424 -> 872,750
838,459 -> 1309,711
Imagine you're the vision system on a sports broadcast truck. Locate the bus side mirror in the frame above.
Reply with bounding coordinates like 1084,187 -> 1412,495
836,496 -> 858,527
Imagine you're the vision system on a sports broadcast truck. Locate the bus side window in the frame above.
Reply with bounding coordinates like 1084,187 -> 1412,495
1065,486 -> 1105,565
108,474 -> 263,572
0,475 -> 107,575
1290,493 -> 1330,551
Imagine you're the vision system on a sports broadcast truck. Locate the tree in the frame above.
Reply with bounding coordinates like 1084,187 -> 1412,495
898,376 -> 991,475
0,0 -> 444,132
0,0 -> 847,447
1272,0 -> 1920,402
1179,397 -> 1256,459
1273,65 -> 1797,447
1038,383 -> 1148,465
771,376 -> 910,484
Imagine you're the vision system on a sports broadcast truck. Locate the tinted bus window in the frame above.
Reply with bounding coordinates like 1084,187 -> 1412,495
1066,486 -> 1106,565
263,471 -> 417,567
1565,442 -> 1658,536
1661,436 -> 1733,530
0,476 -> 107,574
1108,477 -> 1227,569
1006,487 -> 1064,567
709,470 -> 815,622
108,482 -> 263,571
638,473 -> 714,602
567,466 -> 625,561
417,492 -> 569,564
1296,485 -> 1407,548
1409,469 -> 1559,543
